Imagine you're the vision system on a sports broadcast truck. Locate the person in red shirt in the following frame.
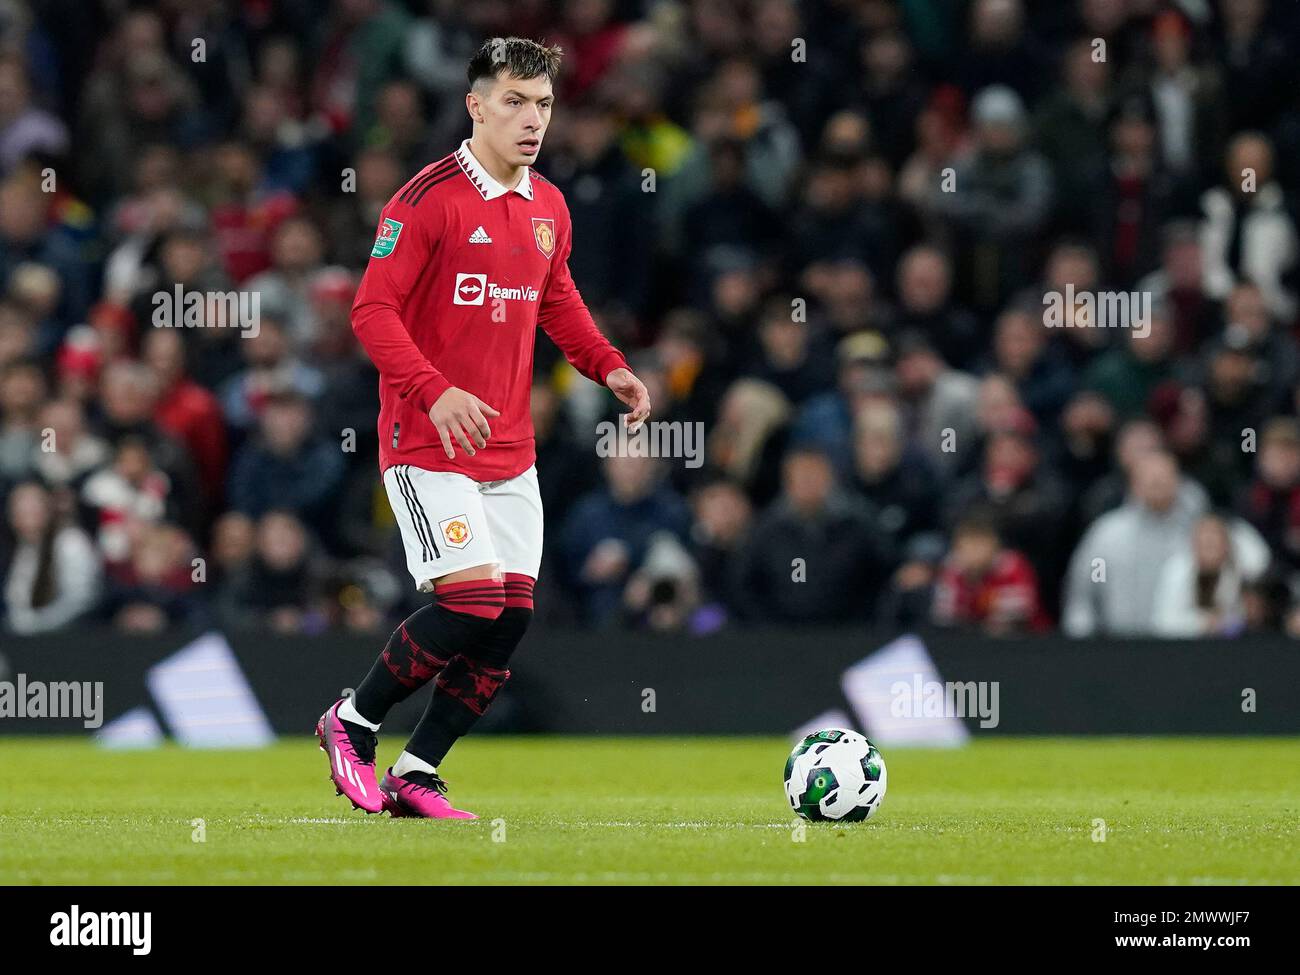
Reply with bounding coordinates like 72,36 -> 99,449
932,511 -> 1050,635
317,37 -> 651,819
143,327 -> 229,514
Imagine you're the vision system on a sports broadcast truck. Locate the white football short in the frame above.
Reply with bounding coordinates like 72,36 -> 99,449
383,463 -> 543,591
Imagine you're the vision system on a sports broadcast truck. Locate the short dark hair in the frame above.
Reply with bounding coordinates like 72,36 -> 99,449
467,37 -> 563,89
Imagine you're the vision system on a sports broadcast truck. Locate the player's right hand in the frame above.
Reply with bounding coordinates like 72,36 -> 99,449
428,387 -> 500,459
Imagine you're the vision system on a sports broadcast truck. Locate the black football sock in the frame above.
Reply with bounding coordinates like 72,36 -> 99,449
351,579 -> 505,725
403,580 -> 534,765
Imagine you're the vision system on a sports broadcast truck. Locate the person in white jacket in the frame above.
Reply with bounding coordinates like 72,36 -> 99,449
1064,450 -> 1210,636
3,481 -> 102,635
1199,132 -> 1298,323
1151,512 -> 1271,637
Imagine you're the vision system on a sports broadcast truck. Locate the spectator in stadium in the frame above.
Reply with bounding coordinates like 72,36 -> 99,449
1219,281 -> 1297,411
0,54 -> 69,175
855,29 -> 928,171
686,476 -> 752,625
362,79 -> 432,178
1033,34 -> 1112,220
733,445 -> 889,623
217,508 -> 326,633
952,0 -> 1050,105
1063,450 -> 1207,636
1199,131 -> 1298,323
1152,511 -> 1271,638
932,509 -> 1048,634
877,531 -> 945,628
926,83 -> 1053,310
1033,239 -> 1110,369
1082,304 -> 1177,420
892,330 -> 979,478
240,84 -> 319,196
80,435 -> 179,572
227,389 -> 346,526
209,510 -> 255,591
683,136 -> 780,285
561,454 -> 692,627
1134,221 -> 1220,356
245,216 -> 330,349
850,398 -> 939,545
81,49 -> 207,207
217,315 -> 325,435
1236,417 -> 1300,575
1056,389 -> 1116,495
743,295 -> 836,406
203,140 -> 299,285
1138,8 -> 1227,192
142,326 -> 228,511
8,261 -> 63,357
30,397 -> 109,491
95,359 -> 202,532
311,0 -> 412,143
892,244 -> 980,371
987,303 -> 1076,429
944,407 -> 1070,602
102,522 -> 205,633
705,378 -> 791,508
0,174 -> 95,325
0,357 -> 44,483
546,98 -> 654,319
621,531 -> 703,632
1200,332 -> 1277,491
1090,96 -> 1180,288
2,479 -> 101,635
530,381 -> 597,533
1079,416 -> 1206,527
324,146 -> 404,267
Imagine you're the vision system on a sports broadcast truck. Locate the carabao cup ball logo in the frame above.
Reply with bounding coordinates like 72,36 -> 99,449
532,217 -> 555,258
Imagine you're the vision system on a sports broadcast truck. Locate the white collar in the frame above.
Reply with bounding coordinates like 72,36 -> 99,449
456,139 -> 534,200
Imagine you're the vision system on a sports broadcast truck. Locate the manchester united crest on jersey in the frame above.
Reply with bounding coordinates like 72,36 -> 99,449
438,514 -> 473,549
531,217 -> 555,259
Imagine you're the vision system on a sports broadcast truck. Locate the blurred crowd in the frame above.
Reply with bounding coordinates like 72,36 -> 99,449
3,0 -> 1300,640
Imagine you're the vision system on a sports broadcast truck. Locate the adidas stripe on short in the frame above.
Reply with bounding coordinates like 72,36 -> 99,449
382,463 -> 543,591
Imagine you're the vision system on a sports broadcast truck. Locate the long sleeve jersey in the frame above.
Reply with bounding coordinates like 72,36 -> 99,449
351,138 -> 629,481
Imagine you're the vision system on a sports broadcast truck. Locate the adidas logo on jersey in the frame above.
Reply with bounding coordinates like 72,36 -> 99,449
468,226 -> 492,244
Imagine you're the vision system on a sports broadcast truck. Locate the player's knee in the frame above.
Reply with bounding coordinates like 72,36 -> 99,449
465,573 -> 535,667
467,605 -> 533,669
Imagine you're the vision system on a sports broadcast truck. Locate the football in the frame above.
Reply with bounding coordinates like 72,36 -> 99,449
784,729 -> 888,822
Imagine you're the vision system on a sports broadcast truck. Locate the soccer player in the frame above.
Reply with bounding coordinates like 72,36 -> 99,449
317,38 -> 651,819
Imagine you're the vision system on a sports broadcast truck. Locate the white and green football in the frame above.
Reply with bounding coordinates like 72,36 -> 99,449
784,728 -> 887,822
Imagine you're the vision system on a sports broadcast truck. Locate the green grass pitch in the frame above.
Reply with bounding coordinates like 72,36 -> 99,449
1,737 -> 1296,885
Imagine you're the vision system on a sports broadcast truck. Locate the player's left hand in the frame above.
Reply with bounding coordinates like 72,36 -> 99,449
605,367 -> 651,434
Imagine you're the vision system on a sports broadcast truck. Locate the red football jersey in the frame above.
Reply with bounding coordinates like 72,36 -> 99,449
352,139 -> 629,481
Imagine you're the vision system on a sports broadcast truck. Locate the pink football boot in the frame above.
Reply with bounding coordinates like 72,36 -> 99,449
379,768 -> 477,819
316,700 -> 382,813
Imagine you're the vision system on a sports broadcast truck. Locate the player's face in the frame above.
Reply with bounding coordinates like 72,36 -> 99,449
474,73 -> 554,167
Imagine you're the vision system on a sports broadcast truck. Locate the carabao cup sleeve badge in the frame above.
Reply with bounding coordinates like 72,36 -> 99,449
372,218 -> 403,258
